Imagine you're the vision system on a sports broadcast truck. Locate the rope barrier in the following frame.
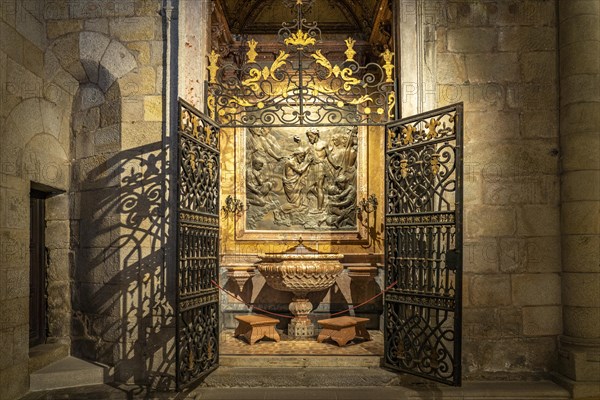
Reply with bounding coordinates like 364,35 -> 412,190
211,279 -> 294,319
211,279 -> 398,320
330,280 -> 397,317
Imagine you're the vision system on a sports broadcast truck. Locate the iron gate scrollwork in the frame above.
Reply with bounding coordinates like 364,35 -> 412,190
384,103 -> 463,386
176,99 -> 220,390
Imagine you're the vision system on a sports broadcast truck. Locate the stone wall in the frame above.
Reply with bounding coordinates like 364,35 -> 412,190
1,0 -> 172,396
556,1 -> 600,398
399,0 -> 562,379
0,1 -> 69,398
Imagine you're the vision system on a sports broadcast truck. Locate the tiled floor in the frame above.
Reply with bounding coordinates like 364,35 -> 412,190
220,329 -> 384,356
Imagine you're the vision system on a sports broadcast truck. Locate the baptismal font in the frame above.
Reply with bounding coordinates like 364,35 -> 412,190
257,240 -> 344,338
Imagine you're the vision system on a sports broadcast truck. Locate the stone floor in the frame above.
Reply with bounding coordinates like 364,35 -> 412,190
220,329 -> 383,356
19,379 -> 571,400
19,332 -> 572,400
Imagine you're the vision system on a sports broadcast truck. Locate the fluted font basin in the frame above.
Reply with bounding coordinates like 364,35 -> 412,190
257,241 -> 344,338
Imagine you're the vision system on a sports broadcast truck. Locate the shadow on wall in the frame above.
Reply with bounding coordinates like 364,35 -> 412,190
69,72 -> 174,389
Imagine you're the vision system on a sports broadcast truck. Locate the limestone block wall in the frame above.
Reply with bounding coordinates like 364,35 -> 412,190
1,0 -> 171,396
0,1 -> 69,399
399,0 -> 562,379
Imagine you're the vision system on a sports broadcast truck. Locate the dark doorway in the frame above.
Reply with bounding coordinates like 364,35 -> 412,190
29,190 -> 47,347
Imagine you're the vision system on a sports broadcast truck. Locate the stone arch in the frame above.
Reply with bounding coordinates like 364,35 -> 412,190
2,98 -> 70,189
45,31 -> 137,93
43,31 -> 139,372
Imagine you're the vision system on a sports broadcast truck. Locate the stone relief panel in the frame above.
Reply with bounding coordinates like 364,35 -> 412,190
236,125 -> 367,241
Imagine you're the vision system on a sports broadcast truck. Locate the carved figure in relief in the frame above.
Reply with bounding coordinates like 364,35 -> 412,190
282,150 -> 311,211
245,125 -> 359,231
249,127 -> 284,162
305,128 -> 336,210
342,126 -> 358,171
247,157 -> 274,207
319,174 -> 356,228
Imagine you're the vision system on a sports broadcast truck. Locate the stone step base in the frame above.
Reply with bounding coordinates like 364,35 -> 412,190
29,343 -> 69,373
220,354 -> 381,367
202,367 -> 401,388
193,381 -> 571,400
29,356 -> 108,391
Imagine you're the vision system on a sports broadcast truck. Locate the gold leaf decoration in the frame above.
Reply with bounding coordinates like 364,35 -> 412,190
284,29 -> 316,48
247,38 -> 258,63
402,125 -> 416,145
400,159 -> 409,178
431,154 -> 440,175
426,118 -> 441,139
344,37 -> 356,62
349,95 -> 373,105
387,128 -> 396,149
381,49 -> 394,83
207,50 -> 220,84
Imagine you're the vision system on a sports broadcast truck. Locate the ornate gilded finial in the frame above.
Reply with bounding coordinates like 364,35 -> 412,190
247,38 -> 258,63
344,37 -> 356,62
208,50 -> 220,84
381,49 -> 395,83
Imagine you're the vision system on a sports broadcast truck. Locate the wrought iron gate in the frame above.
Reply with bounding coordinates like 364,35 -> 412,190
384,103 -> 463,386
176,100 -> 220,390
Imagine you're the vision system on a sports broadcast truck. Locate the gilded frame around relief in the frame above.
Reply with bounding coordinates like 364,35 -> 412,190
235,125 -> 368,242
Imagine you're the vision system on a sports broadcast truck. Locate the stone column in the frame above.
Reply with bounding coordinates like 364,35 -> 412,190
178,0 -> 212,110
556,1 -> 600,398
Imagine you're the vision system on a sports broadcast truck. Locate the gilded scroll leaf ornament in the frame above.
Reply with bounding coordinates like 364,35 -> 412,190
349,95 -> 373,105
312,50 -> 361,90
242,51 -> 290,93
207,50 -> 219,84
388,91 -> 396,120
345,37 -> 357,62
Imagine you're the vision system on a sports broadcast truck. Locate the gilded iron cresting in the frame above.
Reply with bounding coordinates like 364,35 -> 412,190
206,0 -> 396,127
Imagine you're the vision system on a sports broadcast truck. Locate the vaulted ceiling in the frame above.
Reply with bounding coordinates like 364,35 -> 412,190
216,0 -> 388,39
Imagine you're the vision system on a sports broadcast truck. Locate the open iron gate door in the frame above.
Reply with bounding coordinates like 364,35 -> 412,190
384,103 -> 463,386
176,100 -> 220,390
